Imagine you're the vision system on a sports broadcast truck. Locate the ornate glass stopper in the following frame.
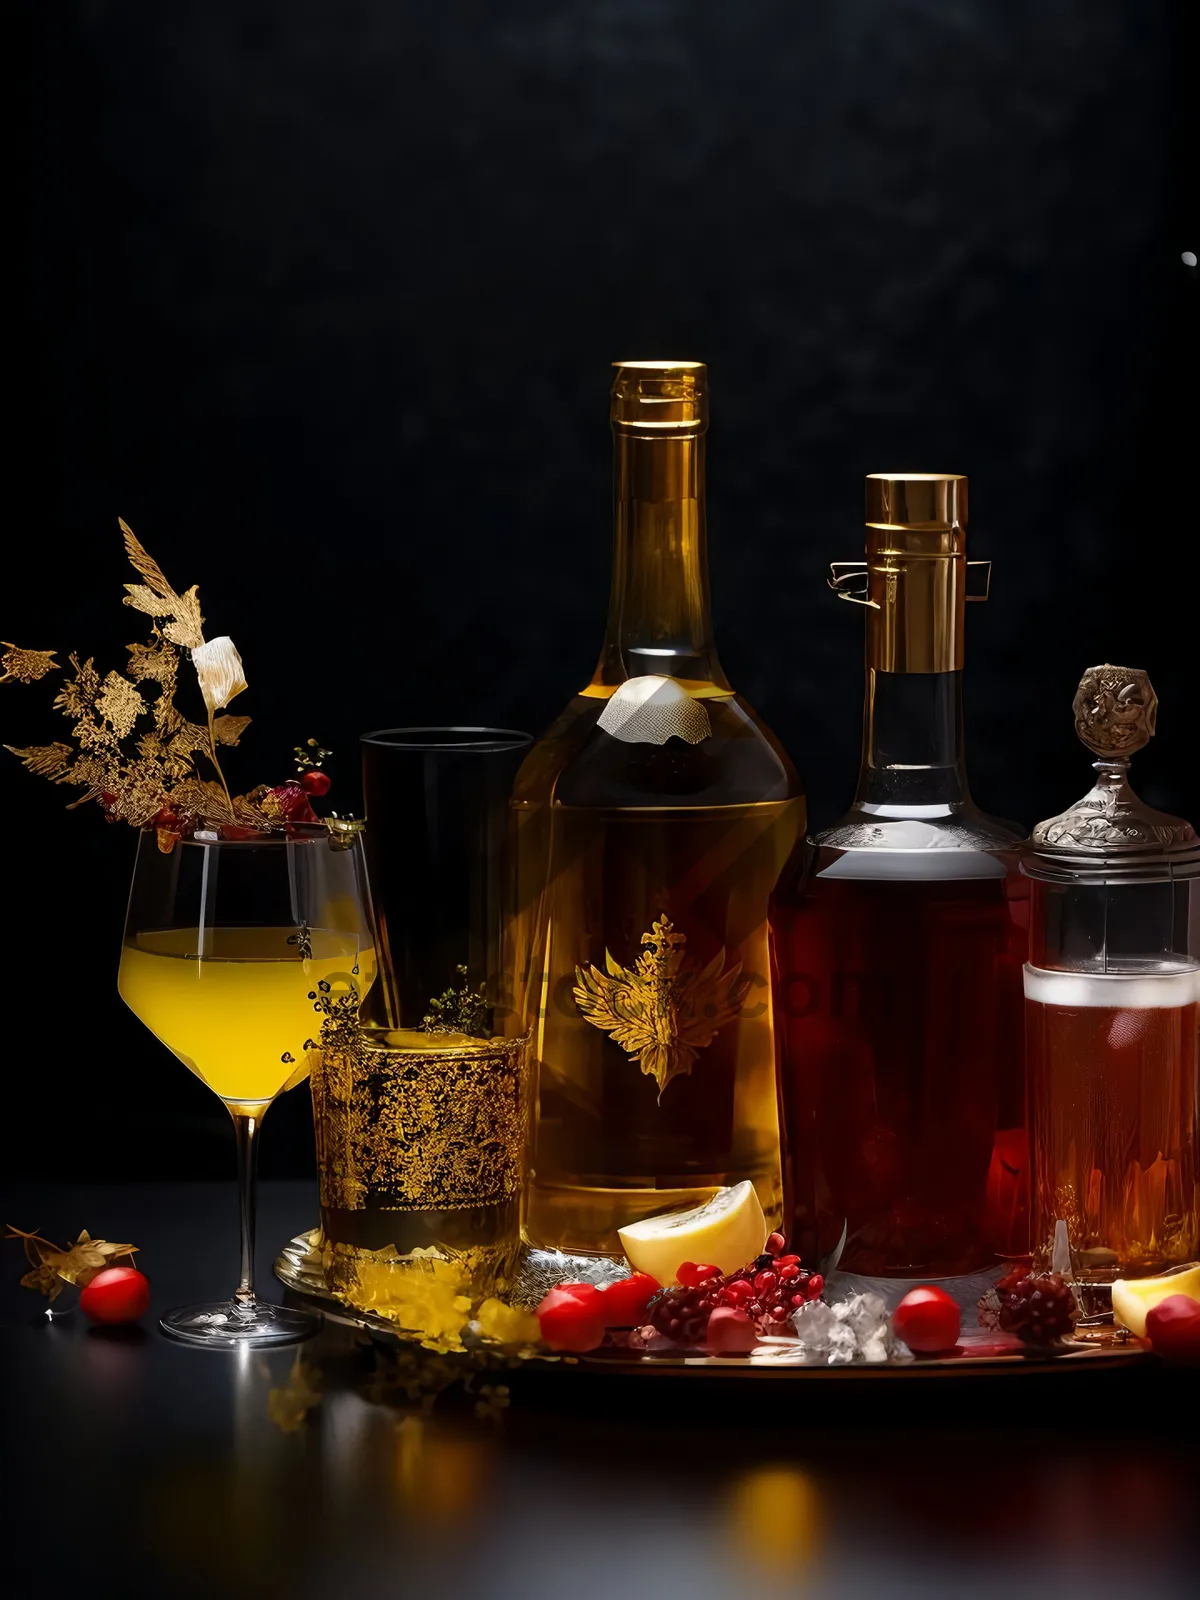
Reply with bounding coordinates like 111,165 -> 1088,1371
1031,665 -> 1195,855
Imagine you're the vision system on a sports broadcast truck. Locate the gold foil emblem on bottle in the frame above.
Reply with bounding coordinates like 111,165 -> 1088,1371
573,914 -> 747,1098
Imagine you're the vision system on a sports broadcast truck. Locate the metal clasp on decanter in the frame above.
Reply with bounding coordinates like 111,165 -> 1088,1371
827,561 -> 877,607
827,558 -> 992,606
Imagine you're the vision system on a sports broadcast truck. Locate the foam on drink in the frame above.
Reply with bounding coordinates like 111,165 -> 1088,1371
1023,963 -> 1200,1009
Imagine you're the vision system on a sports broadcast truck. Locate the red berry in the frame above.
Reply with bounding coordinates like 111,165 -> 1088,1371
720,1279 -> 754,1307
1144,1294 -> 1200,1364
300,769 -> 331,797
80,1266 -> 150,1326
806,1273 -> 824,1299
753,1269 -> 778,1295
892,1285 -> 961,1354
765,1232 -> 786,1257
996,1267 -> 1078,1346
705,1306 -> 758,1355
535,1284 -> 606,1352
597,1272 -> 660,1327
676,1261 -> 720,1287
267,782 -> 319,824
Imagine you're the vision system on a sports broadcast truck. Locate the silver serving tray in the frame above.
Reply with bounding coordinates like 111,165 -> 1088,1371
275,1228 -> 1147,1377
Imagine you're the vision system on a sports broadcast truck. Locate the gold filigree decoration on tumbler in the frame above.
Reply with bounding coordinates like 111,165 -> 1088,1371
1071,664 -> 1157,758
312,1017 -> 528,1214
573,914 -> 747,1099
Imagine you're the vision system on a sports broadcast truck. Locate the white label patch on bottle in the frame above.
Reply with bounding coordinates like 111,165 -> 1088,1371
595,675 -> 712,745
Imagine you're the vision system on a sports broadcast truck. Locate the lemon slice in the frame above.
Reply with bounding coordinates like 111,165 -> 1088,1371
618,1182 -> 768,1285
1111,1265 -> 1200,1338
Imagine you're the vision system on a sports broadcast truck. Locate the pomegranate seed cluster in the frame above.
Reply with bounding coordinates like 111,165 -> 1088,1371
646,1232 -> 825,1349
995,1265 -> 1079,1346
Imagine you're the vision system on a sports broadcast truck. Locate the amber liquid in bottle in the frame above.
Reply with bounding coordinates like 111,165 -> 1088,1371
770,476 -> 1028,1278
511,362 -> 804,1254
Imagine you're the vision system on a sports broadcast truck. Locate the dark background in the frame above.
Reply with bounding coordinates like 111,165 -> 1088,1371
7,1 -> 1195,1180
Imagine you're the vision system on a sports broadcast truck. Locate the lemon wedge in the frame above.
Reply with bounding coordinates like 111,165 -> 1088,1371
618,1182 -> 768,1285
1111,1265 -> 1200,1338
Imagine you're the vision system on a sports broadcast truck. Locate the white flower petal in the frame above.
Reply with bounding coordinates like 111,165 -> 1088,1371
191,636 -> 247,713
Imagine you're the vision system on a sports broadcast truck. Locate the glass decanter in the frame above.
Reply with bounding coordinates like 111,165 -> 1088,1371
770,474 -> 1029,1280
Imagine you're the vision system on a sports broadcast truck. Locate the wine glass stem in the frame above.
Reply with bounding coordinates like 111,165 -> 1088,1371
229,1106 -> 263,1311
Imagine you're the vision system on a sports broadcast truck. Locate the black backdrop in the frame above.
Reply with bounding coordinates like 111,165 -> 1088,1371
8,1 -> 1196,1179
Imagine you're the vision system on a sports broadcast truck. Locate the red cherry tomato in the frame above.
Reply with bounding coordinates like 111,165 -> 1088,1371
1144,1294 -> 1200,1364
535,1283 -> 606,1352
892,1284 -> 961,1353
597,1272 -> 660,1327
79,1266 -> 151,1326
300,770 -> 331,798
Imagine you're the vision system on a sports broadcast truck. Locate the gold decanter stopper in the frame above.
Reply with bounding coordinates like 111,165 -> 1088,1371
1031,665 -> 1195,856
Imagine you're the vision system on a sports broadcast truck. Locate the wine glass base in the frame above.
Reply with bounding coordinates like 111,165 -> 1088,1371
160,1299 -> 321,1349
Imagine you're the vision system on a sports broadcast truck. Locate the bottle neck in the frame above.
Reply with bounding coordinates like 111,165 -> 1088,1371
590,429 -> 729,691
854,668 -> 970,810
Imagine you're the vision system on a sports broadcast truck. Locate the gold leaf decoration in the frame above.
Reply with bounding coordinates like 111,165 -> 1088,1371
4,742 -> 76,780
7,1224 -> 139,1303
125,636 -> 179,686
53,654 -> 102,719
96,671 -> 146,738
0,643 -> 60,684
119,517 -> 205,649
573,914 -> 748,1098
212,713 -> 251,746
3,520 -> 275,834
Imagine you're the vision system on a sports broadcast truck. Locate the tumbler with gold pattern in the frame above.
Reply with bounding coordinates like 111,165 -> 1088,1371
309,728 -> 534,1309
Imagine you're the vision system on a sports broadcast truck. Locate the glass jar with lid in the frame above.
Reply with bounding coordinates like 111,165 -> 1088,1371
1023,665 -> 1199,1311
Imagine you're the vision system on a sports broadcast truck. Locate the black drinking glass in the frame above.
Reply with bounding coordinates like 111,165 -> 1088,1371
309,728 -> 535,1306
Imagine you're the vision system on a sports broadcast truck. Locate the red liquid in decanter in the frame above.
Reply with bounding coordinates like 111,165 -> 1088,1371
772,858 -> 1029,1276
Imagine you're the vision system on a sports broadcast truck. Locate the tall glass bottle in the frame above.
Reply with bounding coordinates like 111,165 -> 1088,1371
511,361 -> 804,1255
769,474 -> 1028,1280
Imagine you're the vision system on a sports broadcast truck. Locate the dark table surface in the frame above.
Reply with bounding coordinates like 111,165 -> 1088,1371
3,1181 -> 1196,1599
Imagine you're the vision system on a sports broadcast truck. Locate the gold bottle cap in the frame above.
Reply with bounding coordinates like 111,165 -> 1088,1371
841,473 -> 973,673
866,473 -> 967,532
611,360 -> 707,432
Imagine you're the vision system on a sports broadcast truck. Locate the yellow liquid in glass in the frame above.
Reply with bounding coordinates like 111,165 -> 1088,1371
119,926 -> 371,1104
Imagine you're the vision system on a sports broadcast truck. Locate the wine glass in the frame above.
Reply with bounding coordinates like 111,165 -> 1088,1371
119,823 -> 375,1347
